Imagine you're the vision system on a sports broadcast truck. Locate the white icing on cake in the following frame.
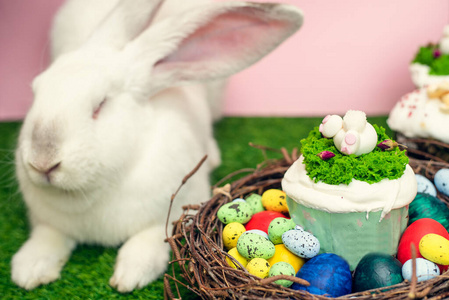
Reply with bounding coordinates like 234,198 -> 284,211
281,156 -> 417,220
387,85 -> 449,143
410,63 -> 449,88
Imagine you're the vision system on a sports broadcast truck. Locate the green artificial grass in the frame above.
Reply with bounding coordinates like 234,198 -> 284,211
413,44 -> 449,75
0,116 -> 390,299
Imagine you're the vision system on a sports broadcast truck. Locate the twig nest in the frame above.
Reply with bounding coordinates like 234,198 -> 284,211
319,110 -> 377,156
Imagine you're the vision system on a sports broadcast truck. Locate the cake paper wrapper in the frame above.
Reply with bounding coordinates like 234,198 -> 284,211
287,197 -> 408,270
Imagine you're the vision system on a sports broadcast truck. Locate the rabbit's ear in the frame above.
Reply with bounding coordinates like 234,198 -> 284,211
86,0 -> 164,49
124,2 -> 303,94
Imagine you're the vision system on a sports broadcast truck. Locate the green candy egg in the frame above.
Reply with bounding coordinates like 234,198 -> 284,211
245,194 -> 265,214
268,218 -> 296,244
268,262 -> 296,287
217,201 -> 253,224
409,193 -> 449,231
353,253 -> 403,292
237,232 -> 275,260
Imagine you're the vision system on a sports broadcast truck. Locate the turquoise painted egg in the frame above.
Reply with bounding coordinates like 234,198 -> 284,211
353,253 -> 403,292
402,258 -> 440,282
415,174 -> 437,196
268,262 -> 296,287
291,253 -> 352,297
217,200 -> 253,224
245,194 -> 265,214
236,232 -> 275,260
282,228 -> 320,259
408,193 -> 449,231
268,218 -> 296,244
435,169 -> 449,196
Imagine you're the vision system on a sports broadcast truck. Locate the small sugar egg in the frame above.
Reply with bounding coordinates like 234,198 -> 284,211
402,258 -> 440,282
291,253 -> 352,297
415,174 -> 437,196
268,217 -> 296,244
237,232 -> 275,260
268,244 -> 306,273
434,169 -> 449,197
245,194 -> 265,214
217,201 -> 253,224
419,233 -> 449,265
222,222 -> 246,249
282,229 -> 320,259
246,258 -> 271,278
261,189 -> 289,213
226,247 -> 249,269
245,229 -> 269,239
268,262 -> 296,287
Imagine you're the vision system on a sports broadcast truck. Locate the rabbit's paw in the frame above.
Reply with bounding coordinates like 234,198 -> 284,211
319,115 -> 343,138
11,226 -> 74,290
12,247 -> 65,290
110,227 -> 170,293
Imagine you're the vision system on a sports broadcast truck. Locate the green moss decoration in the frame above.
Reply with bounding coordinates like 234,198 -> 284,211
300,125 -> 409,185
413,45 -> 449,76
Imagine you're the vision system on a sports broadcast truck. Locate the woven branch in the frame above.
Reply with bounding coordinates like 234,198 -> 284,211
164,146 -> 449,300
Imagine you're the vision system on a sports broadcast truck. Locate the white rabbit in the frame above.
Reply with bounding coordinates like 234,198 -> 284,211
12,0 -> 303,293
320,110 -> 377,156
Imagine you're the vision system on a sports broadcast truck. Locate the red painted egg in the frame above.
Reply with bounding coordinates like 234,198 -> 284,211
398,218 -> 449,272
245,211 -> 288,234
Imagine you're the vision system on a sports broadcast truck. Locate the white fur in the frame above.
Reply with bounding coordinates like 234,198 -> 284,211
12,0 -> 303,292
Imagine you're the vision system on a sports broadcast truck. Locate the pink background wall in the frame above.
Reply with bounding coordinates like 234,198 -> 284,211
1,0 -> 448,120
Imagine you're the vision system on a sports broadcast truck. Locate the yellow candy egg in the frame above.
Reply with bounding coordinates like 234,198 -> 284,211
268,244 -> 306,273
419,233 -> 449,265
261,189 -> 289,213
222,222 -> 246,249
226,247 -> 249,269
246,258 -> 271,278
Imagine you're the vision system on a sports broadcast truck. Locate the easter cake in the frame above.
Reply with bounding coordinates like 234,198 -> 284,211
282,110 -> 417,270
387,25 -> 449,160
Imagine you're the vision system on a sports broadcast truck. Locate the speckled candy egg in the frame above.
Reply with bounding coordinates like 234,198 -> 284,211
402,258 -> 440,282
236,232 -> 275,260
282,228 -> 320,259
261,189 -> 289,213
415,174 -> 437,196
419,233 -> 449,265
245,194 -> 265,214
268,262 -> 296,287
291,253 -> 352,297
245,210 -> 287,234
217,200 -> 253,224
353,253 -> 403,292
246,258 -> 271,278
268,218 -> 296,244
435,169 -> 449,197
226,247 -> 249,269
222,222 -> 246,249
409,193 -> 449,231
268,244 -> 306,273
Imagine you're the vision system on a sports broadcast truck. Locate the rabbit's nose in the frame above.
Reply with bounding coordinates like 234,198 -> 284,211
29,161 -> 61,182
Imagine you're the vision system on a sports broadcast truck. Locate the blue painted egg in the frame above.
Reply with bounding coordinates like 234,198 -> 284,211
435,169 -> 449,197
415,174 -> 437,196
291,253 -> 352,297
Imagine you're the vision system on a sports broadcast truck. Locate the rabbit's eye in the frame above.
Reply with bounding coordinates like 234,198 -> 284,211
92,99 -> 107,120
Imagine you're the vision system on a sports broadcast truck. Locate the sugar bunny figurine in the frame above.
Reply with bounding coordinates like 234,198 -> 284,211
12,0 -> 303,292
